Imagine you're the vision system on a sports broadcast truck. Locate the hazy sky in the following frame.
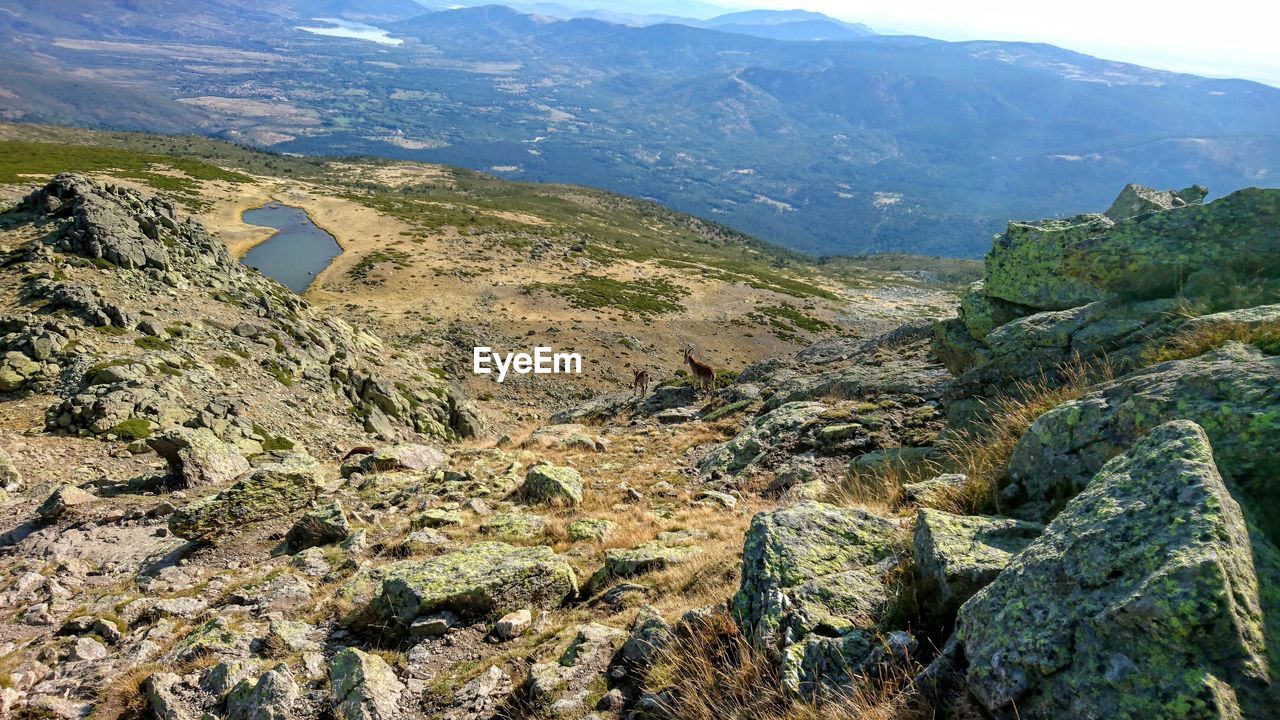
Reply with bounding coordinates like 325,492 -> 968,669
717,0 -> 1280,86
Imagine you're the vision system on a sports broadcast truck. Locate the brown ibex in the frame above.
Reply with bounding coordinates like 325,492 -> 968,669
632,368 -> 650,397
682,344 -> 716,395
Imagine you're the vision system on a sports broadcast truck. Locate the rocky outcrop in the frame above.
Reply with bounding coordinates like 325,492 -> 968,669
957,421 -> 1280,719
933,184 -> 1280,419
1,174 -> 480,452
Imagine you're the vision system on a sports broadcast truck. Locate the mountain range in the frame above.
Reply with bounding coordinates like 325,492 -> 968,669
1,2 -> 1278,255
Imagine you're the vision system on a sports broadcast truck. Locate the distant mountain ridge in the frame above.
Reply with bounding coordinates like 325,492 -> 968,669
1,2 -> 1278,255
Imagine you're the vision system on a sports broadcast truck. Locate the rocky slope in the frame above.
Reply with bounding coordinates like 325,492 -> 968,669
0,176 -> 1277,720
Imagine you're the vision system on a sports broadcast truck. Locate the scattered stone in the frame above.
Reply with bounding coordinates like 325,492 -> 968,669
900,473 -> 967,507
566,518 -> 616,543
492,608 -> 532,641
227,666 -> 299,720
148,427 -> 251,488
695,489 -> 736,508
410,611 -> 458,638
480,511 -> 548,539
285,500 -> 352,551
69,636 -> 107,661
525,623 -> 627,716
410,508 -> 463,529
36,485 -> 95,519
343,444 -> 447,478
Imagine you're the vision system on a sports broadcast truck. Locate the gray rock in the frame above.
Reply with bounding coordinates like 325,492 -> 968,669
1006,343 -> 1280,530
912,508 -> 1041,615
148,427 -> 250,488
732,501 -> 902,654
522,464 -> 583,506
366,542 -> 577,636
169,452 -> 321,538
227,666 -> 299,720
525,623 -> 626,717
958,421 -> 1280,719
285,500 -> 352,550
36,485 -> 95,519
69,636 -> 107,661
329,648 -> 405,720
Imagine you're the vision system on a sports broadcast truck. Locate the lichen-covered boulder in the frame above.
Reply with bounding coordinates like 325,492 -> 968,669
480,511 -> 548,539
368,542 -> 577,635
958,421 -> 1280,719
343,443 -> 447,478
1065,186 -> 1280,302
588,542 -> 702,594
522,464 -> 583,506
732,501 -> 903,653
226,665 -> 299,720
900,473 -> 967,507
148,427 -> 250,488
984,213 -> 1114,310
36,485 -> 95,519
1006,342 -> 1280,530
329,648 -> 405,720
957,281 -> 1034,341
285,500 -> 352,551
566,518 -> 616,543
169,453 -> 321,538
912,508 -> 1041,614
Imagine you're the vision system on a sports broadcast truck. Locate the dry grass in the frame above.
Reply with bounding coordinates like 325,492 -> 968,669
1143,318 -> 1280,364
644,609 -> 932,720
937,356 -> 1110,515
87,663 -> 164,720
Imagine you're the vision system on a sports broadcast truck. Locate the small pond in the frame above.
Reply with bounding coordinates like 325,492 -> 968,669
240,203 -> 342,293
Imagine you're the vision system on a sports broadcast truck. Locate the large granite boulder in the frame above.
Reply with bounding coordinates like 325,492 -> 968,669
732,501 -> 903,652
957,421 -> 1280,720
148,427 -> 251,488
368,542 -> 577,636
1006,342 -> 1280,531
169,453 -> 322,538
